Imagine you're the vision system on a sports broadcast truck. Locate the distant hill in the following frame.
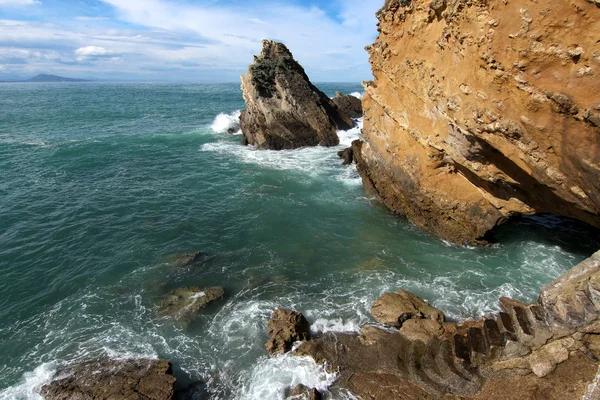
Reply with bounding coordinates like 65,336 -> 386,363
24,74 -> 91,83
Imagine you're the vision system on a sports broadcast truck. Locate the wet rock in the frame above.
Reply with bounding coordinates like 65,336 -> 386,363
337,147 -> 354,165
287,384 -> 323,400
227,127 -> 239,134
371,289 -> 444,328
265,309 -> 311,355
332,92 -> 363,119
40,358 -> 176,400
399,318 -> 445,342
174,381 -> 210,400
239,40 -> 353,150
168,252 -> 209,267
157,286 -> 224,324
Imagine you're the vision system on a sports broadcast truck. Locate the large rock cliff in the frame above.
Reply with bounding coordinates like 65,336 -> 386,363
239,40 -> 354,150
358,0 -> 600,244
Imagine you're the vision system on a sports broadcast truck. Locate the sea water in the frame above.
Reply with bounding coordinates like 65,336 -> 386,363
0,82 -> 598,399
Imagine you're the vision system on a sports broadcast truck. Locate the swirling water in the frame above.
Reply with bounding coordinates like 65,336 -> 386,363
0,82 -> 598,399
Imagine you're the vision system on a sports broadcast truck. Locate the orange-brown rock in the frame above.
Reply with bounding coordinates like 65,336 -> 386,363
358,0 -> 600,245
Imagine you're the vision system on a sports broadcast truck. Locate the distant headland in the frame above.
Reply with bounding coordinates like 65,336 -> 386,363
0,74 -> 92,83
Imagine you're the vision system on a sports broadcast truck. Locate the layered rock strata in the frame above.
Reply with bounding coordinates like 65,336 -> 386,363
358,0 -> 600,244
295,250 -> 600,399
239,40 -> 353,149
41,358 -> 176,400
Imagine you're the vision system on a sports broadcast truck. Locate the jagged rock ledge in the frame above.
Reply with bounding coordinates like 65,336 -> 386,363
356,0 -> 600,245
239,40 -> 354,150
287,250 -> 600,399
41,358 -> 176,400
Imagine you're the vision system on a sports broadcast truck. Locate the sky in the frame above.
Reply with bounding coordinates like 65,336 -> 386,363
0,0 -> 382,82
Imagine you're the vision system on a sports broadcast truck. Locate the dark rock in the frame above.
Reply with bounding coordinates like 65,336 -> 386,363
168,252 -> 209,267
40,358 -> 176,400
174,381 -> 210,400
239,40 -> 353,150
227,127 -> 239,134
157,286 -> 224,324
337,147 -> 354,165
332,92 -> 362,119
370,289 -> 445,328
287,384 -> 323,400
265,309 -> 311,355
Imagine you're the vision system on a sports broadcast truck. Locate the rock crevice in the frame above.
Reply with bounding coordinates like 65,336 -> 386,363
357,0 -> 600,245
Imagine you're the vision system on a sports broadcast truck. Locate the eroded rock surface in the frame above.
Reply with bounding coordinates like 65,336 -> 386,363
157,286 -> 224,324
240,40 -> 353,150
358,0 -> 600,245
40,358 -> 176,400
332,92 -> 363,119
295,250 -> 600,399
287,384 -> 323,400
371,288 -> 445,328
265,309 -> 311,355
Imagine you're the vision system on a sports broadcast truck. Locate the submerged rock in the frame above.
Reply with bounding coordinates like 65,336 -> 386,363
287,384 -> 323,400
239,40 -> 353,150
332,92 -> 362,119
40,358 -> 176,400
168,251 -> 209,267
265,309 -> 311,355
371,289 -> 444,328
157,286 -> 224,324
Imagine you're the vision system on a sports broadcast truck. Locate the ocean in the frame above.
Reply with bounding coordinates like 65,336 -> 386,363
0,82 -> 598,399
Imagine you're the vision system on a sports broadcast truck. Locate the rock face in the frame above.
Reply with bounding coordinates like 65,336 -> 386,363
265,309 -> 311,355
239,40 -> 353,150
295,250 -> 600,399
332,92 -> 363,119
40,358 -> 176,400
157,286 -> 224,324
357,0 -> 600,245
287,384 -> 323,400
371,289 -> 445,328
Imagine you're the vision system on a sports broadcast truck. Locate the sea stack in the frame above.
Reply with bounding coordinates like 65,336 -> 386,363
239,40 -> 354,150
356,0 -> 600,245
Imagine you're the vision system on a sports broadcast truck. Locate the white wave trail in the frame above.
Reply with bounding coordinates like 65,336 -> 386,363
211,110 -> 241,134
349,92 -> 363,99
0,363 -> 57,400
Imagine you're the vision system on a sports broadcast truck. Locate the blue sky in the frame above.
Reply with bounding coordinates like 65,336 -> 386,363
0,0 -> 381,82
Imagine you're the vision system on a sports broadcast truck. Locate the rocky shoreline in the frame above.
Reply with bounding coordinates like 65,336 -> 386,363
41,251 -> 600,399
38,1 -> 600,398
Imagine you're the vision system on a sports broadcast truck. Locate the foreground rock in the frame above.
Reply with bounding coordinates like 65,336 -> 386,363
265,309 -> 310,355
157,286 -> 224,324
239,40 -> 353,150
357,0 -> 600,245
287,384 -> 323,400
332,92 -> 362,119
41,358 -> 176,400
371,289 -> 445,328
295,250 -> 600,399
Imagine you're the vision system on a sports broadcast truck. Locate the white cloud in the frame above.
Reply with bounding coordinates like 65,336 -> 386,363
76,16 -> 110,21
0,0 -> 40,6
0,0 -> 382,81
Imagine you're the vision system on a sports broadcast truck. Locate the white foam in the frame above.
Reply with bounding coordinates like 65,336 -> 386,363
349,92 -> 363,99
237,354 -> 337,400
310,317 -> 361,334
211,110 -> 241,134
0,363 -> 57,400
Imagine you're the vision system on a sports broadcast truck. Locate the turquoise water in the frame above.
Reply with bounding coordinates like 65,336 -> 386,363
0,83 -> 598,399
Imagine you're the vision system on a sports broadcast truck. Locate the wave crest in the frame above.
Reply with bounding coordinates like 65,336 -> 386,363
211,110 -> 241,134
